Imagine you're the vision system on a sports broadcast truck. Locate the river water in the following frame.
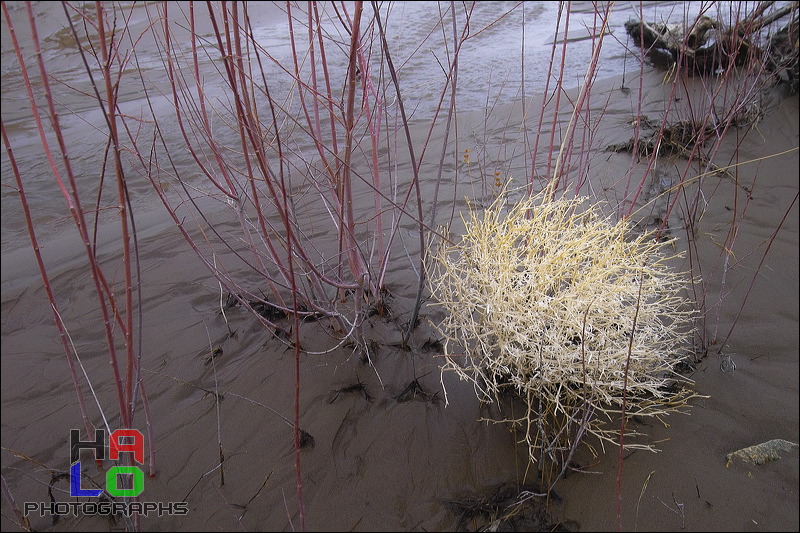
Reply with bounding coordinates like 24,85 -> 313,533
1,1 -> 770,286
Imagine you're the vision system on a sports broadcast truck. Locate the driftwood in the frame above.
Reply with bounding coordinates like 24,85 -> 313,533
606,119 -> 715,158
625,1 -> 799,87
767,6 -> 800,93
726,439 -> 799,466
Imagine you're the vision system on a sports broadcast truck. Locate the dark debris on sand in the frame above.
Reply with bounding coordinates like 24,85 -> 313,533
444,482 -> 579,532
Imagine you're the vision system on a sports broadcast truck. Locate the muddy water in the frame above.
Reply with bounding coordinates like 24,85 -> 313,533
2,2 -> 798,532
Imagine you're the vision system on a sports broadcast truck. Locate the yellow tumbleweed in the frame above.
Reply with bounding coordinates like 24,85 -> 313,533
428,188 -> 698,472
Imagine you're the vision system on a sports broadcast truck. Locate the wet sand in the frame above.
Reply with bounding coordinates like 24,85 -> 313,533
2,15 -> 799,533
558,82 -> 800,532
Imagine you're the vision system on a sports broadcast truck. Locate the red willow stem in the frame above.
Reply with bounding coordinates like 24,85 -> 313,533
159,3 -> 240,201
17,1 -> 131,431
341,2 -> 368,286
280,99 -> 307,533
59,4 -> 140,339
577,7 -> 613,194
272,8 -> 311,525
223,3 -> 360,303
288,4 -> 454,308
617,264 -> 646,531
210,4 -> 283,279
120,83 -> 287,333
309,4 -> 356,293
1,121 -> 95,444
209,3 -> 299,306
618,0 -> 647,211
202,2 -> 340,314
239,4 -> 302,301
187,4 -> 241,198
227,4 -> 291,301
306,4 -> 324,158
545,1 -> 570,193
558,3 -> 613,196
153,2 -> 363,343
347,4 -> 388,293
530,1 -> 563,192
167,1 -> 291,308
134,50 -> 344,338
68,8 -> 141,515
715,192 -> 798,352
142,9 -> 272,288
371,1 -> 470,291
61,1 -> 158,478
310,4 -> 347,274
286,3 -> 341,207
657,27 -> 768,249
95,0 -> 137,431
311,2 -> 342,191
678,185 -> 709,347
370,0 -> 427,347
242,9 -> 355,326
429,1 -> 469,233
285,4 -> 335,171
286,2 -> 370,299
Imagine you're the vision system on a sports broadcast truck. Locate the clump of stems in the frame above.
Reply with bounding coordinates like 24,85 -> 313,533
428,186 -> 697,488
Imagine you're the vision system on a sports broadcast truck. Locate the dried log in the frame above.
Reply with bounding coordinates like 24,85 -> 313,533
625,3 -> 799,78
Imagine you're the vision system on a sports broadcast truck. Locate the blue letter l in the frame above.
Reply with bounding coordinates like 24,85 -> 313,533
70,462 -> 103,497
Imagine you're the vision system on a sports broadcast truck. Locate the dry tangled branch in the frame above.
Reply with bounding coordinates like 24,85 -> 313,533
428,188 -> 698,476
625,3 -> 799,83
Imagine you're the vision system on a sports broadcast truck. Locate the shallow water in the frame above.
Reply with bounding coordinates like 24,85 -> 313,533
0,1 -> 781,252
2,2 -> 798,532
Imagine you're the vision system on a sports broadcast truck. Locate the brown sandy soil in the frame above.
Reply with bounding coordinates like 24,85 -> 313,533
2,14 -> 798,533
557,87 -> 800,533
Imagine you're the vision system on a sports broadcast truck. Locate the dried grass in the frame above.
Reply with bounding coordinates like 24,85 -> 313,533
427,187 -> 697,470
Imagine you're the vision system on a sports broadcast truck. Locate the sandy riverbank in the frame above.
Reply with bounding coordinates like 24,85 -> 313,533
2,51 -> 798,533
